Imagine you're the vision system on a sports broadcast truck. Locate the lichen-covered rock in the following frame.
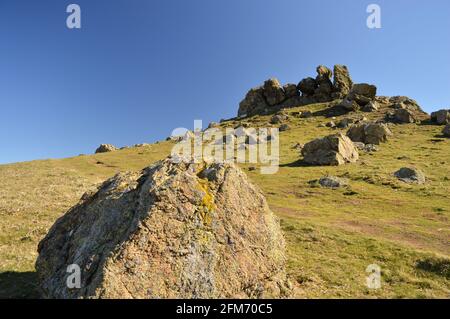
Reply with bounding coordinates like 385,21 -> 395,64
394,167 -> 426,184
95,144 -> 118,153
333,65 -> 353,98
36,158 -> 287,299
347,123 -> 392,145
431,109 -> 450,125
301,133 -> 359,166
263,78 -> 286,106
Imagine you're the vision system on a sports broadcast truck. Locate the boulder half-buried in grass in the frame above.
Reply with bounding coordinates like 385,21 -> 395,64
394,167 -> 426,184
36,158 -> 287,299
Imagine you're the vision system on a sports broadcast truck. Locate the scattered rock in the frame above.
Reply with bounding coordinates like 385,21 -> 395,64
394,167 -> 426,184
431,109 -> 450,125
270,114 -> 288,124
326,121 -> 336,128
337,118 -> 355,128
353,142 -> 379,152
347,122 -> 392,145
338,98 -> 360,111
36,158 -> 288,298
279,124 -> 290,132
362,101 -> 379,112
318,176 -> 348,188
301,133 -> 359,166
300,111 -> 313,118
95,144 -> 118,153
443,124 -> 450,137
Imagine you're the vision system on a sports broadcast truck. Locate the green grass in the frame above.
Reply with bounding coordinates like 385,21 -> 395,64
0,102 -> 449,298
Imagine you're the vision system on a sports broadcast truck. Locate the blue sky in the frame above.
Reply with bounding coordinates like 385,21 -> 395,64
0,0 -> 449,164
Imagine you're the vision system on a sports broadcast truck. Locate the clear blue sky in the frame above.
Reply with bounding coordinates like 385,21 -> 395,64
1,0 -> 449,164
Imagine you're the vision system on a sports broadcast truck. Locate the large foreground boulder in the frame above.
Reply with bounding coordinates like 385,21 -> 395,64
36,158 -> 287,299
301,133 -> 359,166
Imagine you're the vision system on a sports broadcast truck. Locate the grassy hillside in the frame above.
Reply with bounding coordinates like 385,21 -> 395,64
0,102 -> 449,298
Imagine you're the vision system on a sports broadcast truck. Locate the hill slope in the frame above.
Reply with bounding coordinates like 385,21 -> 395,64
0,102 -> 449,298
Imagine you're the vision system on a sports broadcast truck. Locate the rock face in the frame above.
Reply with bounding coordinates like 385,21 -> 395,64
332,65 -> 353,98
95,144 -> 118,153
394,108 -> 416,123
431,109 -> 450,125
238,86 -> 268,117
347,123 -> 392,145
263,78 -> 286,106
297,77 -> 317,96
394,167 -> 426,184
443,124 -> 450,137
346,83 -> 377,106
301,133 -> 359,166
36,158 -> 287,299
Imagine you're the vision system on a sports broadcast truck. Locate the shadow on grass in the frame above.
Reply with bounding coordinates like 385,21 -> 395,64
280,159 -> 312,168
0,271 -> 40,299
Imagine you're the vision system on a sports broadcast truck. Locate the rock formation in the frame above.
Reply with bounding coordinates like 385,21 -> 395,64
95,144 -> 118,153
301,133 -> 359,166
36,158 -> 287,299
332,65 -> 353,99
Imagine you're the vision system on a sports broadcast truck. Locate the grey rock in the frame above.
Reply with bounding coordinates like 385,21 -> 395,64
301,133 -> 359,166
36,158 -> 288,299
394,167 -> 426,184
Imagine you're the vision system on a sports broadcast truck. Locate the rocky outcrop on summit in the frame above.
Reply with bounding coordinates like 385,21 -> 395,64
332,65 -> 353,99
238,86 -> 269,118
237,64 -> 355,117
36,158 -> 287,299
347,122 -> 392,145
301,133 -> 359,166
264,78 -> 286,106
95,144 -> 118,153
